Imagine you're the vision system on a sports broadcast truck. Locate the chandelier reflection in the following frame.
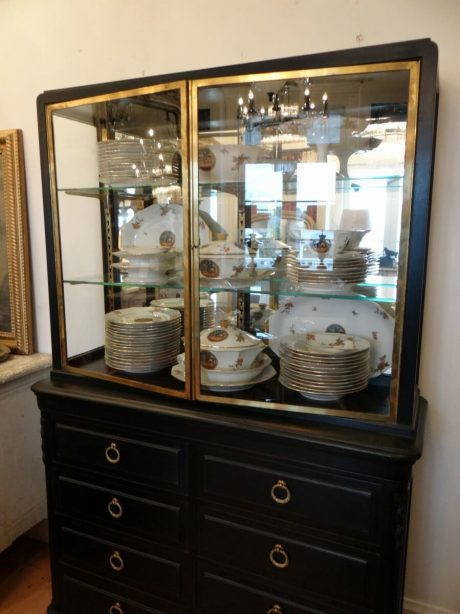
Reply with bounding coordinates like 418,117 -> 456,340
236,80 -> 331,148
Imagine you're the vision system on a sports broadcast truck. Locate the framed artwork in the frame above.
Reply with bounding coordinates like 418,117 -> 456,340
0,129 -> 33,354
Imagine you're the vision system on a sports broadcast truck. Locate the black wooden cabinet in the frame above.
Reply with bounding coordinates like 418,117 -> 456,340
34,378 -> 424,613
35,38 -> 437,613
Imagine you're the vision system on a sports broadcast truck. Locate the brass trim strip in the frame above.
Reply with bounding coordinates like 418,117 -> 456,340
63,365 -> 189,400
191,61 -> 418,89
388,60 -> 420,419
195,390 -> 391,422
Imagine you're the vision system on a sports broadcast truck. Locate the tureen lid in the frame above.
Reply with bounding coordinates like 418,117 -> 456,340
200,325 -> 262,349
200,240 -> 246,257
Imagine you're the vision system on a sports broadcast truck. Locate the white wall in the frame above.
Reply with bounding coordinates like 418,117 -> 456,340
0,0 -> 459,611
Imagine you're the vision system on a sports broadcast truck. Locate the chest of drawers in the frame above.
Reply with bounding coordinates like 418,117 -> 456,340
34,378 -> 424,614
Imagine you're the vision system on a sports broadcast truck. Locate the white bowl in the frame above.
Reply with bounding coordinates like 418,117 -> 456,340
199,240 -> 247,280
202,353 -> 271,384
176,349 -> 270,384
200,325 -> 265,370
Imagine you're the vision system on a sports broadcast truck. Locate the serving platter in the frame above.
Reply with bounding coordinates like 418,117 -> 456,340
268,296 -> 394,377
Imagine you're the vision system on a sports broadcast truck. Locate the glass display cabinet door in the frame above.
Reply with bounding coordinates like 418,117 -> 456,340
191,61 -> 420,422
44,81 -> 194,397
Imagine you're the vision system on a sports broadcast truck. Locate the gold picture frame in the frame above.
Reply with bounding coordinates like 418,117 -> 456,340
0,129 -> 33,354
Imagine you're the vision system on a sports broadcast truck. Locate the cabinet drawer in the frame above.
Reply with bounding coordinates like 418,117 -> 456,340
200,454 -> 382,540
59,527 -> 189,603
60,574 -> 169,613
198,511 -> 379,609
197,569 -> 326,614
56,476 -> 185,546
55,423 -> 186,492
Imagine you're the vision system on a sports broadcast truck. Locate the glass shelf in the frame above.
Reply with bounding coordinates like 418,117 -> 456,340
63,274 -> 396,303
61,186 -> 177,199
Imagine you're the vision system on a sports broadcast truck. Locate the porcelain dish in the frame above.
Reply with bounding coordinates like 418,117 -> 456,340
199,240 -> 247,280
279,332 -> 371,401
171,361 -> 276,392
120,202 -> 211,250
200,325 -> 265,370
105,306 -> 181,373
268,295 -> 394,377
176,351 -> 271,385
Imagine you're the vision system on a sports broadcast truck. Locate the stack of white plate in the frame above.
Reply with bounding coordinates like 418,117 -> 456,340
356,247 -> 379,275
150,297 -> 215,336
286,251 -> 368,291
98,139 -> 176,187
105,306 -> 181,373
278,332 -> 371,401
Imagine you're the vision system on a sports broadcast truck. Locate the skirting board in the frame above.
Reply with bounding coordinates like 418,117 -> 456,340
404,598 -> 459,614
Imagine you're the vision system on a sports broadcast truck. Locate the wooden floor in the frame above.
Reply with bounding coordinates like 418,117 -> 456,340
0,537 -> 51,614
0,536 -> 417,613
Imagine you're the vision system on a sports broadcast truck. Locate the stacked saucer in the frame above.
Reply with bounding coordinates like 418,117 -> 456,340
278,332 -> 370,401
286,251 -> 368,291
356,247 -> 379,275
105,306 -> 181,373
150,297 -> 215,336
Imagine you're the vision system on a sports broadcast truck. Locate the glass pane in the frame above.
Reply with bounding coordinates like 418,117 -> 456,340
194,64 -> 414,419
51,85 -> 190,396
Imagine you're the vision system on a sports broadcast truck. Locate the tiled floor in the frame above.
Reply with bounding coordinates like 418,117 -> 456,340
0,537 -> 51,613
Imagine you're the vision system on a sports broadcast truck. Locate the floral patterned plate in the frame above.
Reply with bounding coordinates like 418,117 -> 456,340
268,296 -> 394,378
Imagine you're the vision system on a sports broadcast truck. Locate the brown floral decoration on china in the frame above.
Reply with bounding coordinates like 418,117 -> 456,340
207,329 -> 229,343
231,265 -> 244,276
159,204 -> 172,216
231,154 -> 250,171
159,230 -> 175,247
131,216 -> 143,229
200,350 -> 218,370
200,259 -> 220,278
326,323 -> 346,334
198,148 -> 216,171
375,355 -> 390,373
281,301 -> 294,313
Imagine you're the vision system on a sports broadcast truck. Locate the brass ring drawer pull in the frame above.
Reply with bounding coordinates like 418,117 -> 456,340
109,602 -> 124,614
267,606 -> 284,614
270,480 -> 291,505
105,442 -> 121,464
269,544 -> 289,569
108,497 -> 123,519
109,550 -> 124,572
